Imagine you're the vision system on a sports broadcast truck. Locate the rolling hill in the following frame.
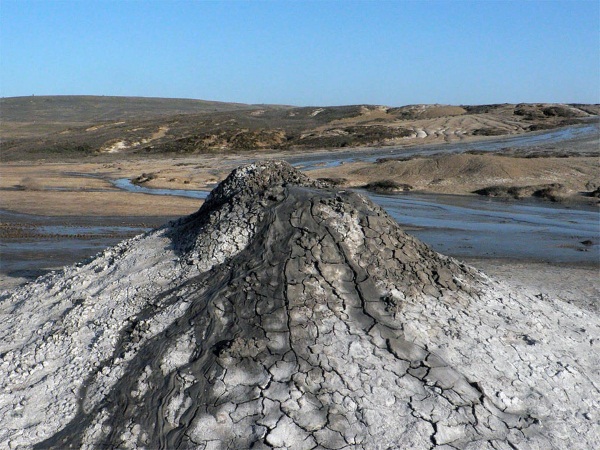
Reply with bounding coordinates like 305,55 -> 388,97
1,96 -> 597,160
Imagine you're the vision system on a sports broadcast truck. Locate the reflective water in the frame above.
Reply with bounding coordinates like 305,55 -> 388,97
112,178 -> 210,199
283,122 -> 599,265
3,123 -> 596,286
0,211 -> 166,282
37,225 -> 150,236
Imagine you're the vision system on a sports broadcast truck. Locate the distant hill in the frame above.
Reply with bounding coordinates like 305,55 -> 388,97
0,95 -> 276,123
1,96 -> 597,160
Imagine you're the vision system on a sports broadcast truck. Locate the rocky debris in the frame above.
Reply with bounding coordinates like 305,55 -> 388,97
316,177 -> 348,187
363,179 -> 414,194
473,183 -> 568,201
131,172 -> 158,185
1,161 -> 599,449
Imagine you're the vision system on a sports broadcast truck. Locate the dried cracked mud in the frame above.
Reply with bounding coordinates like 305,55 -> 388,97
1,161 -> 598,449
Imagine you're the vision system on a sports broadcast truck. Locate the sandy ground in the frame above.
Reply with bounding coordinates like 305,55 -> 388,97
2,120 -> 598,216
1,151 -> 598,217
0,161 -> 203,216
319,110 -> 533,144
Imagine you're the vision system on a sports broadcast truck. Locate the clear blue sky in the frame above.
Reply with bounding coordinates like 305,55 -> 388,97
1,0 -> 598,106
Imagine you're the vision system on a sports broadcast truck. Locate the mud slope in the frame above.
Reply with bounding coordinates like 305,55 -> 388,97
1,162 -> 598,449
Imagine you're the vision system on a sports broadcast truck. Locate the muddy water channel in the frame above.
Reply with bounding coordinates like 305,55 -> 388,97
111,179 -> 210,199
113,182 -> 600,264
286,121 -> 600,170
107,178 -> 599,263
4,183 -> 594,289
290,121 -> 599,265
288,121 -> 599,170
366,192 -> 598,264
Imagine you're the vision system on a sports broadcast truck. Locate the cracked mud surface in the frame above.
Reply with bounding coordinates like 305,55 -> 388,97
1,161 -> 598,449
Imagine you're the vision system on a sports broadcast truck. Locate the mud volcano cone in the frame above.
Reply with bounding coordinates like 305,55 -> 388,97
1,161 -> 598,449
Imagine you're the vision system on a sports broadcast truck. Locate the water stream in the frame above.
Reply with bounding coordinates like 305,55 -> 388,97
365,192 -> 598,264
108,120 -> 600,265
2,123 -> 598,286
108,178 -> 599,265
112,178 -> 210,199
287,121 -> 599,171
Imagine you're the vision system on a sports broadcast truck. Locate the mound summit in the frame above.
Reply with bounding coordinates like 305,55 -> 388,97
1,161 -> 598,449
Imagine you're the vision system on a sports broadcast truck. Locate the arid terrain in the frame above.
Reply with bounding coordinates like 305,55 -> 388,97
1,139 -> 598,218
1,97 -> 598,212
2,96 -> 597,159
1,97 -> 599,297
0,95 -> 599,447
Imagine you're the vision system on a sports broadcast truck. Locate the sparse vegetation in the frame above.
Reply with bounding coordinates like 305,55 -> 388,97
132,173 -> 158,185
316,177 -> 347,186
587,187 -> 600,198
531,184 -> 567,202
43,142 -> 95,156
472,128 -> 509,136
1,96 -> 597,160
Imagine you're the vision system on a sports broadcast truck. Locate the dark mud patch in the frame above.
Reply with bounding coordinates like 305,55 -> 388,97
0,211 -> 175,288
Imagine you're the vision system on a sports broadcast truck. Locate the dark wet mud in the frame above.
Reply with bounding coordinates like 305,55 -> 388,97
0,211 -> 176,285
2,122 -> 598,288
